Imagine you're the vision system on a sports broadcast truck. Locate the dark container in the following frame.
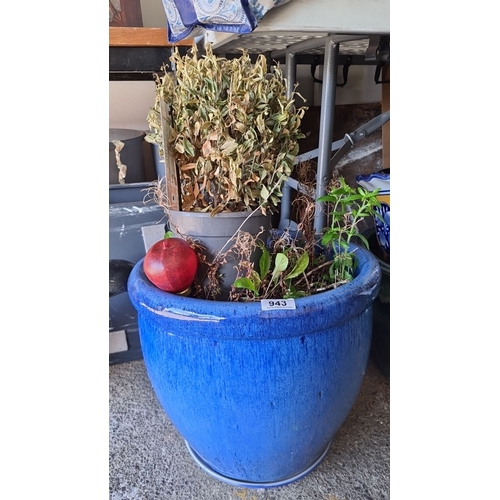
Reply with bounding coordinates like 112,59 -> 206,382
109,129 -> 146,184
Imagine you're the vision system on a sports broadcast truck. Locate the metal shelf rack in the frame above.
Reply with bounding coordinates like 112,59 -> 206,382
204,0 -> 390,230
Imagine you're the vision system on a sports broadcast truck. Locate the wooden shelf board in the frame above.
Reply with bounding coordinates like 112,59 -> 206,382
109,27 -> 194,47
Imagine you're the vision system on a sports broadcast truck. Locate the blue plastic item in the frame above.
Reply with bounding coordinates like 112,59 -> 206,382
127,244 -> 381,487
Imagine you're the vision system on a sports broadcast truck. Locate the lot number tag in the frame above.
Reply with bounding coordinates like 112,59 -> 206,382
261,299 -> 296,311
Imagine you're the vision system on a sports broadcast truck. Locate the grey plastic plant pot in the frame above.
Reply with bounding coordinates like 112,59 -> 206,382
167,209 -> 273,300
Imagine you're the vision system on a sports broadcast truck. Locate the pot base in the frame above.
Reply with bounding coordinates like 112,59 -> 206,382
185,439 -> 332,488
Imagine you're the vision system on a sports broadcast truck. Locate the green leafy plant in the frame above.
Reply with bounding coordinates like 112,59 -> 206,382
230,175 -> 382,301
146,43 -> 307,215
233,237 -> 310,299
318,176 -> 382,282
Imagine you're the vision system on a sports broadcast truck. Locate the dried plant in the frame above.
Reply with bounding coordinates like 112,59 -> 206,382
145,43 -> 307,215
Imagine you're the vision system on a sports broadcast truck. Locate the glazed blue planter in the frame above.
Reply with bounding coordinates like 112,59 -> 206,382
127,244 -> 381,488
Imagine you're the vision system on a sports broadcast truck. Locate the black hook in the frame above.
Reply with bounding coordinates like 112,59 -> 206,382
374,63 -> 390,85
310,56 -> 323,84
311,56 -> 351,87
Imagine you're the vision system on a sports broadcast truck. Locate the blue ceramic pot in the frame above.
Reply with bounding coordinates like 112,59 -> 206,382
127,244 -> 381,487
356,170 -> 390,258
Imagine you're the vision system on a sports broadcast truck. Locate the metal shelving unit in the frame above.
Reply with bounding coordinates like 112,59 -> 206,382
204,0 -> 389,230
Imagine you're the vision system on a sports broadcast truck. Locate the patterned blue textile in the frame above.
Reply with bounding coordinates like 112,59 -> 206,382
163,0 -> 290,42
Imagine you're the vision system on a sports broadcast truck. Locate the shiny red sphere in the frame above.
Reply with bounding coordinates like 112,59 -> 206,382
143,238 -> 198,293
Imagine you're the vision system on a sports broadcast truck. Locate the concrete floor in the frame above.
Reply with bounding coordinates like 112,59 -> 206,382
109,356 -> 389,500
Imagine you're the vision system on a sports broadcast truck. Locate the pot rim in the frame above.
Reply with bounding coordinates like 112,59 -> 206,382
127,243 -> 381,340
168,209 -> 270,219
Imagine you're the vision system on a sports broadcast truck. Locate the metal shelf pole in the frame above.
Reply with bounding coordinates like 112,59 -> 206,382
285,51 -> 297,99
314,38 -> 339,233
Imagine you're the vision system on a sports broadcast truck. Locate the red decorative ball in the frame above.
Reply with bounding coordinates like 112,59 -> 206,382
143,237 -> 198,293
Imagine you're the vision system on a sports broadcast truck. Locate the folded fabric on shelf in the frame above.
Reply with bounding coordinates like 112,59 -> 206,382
162,0 -> 290,42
